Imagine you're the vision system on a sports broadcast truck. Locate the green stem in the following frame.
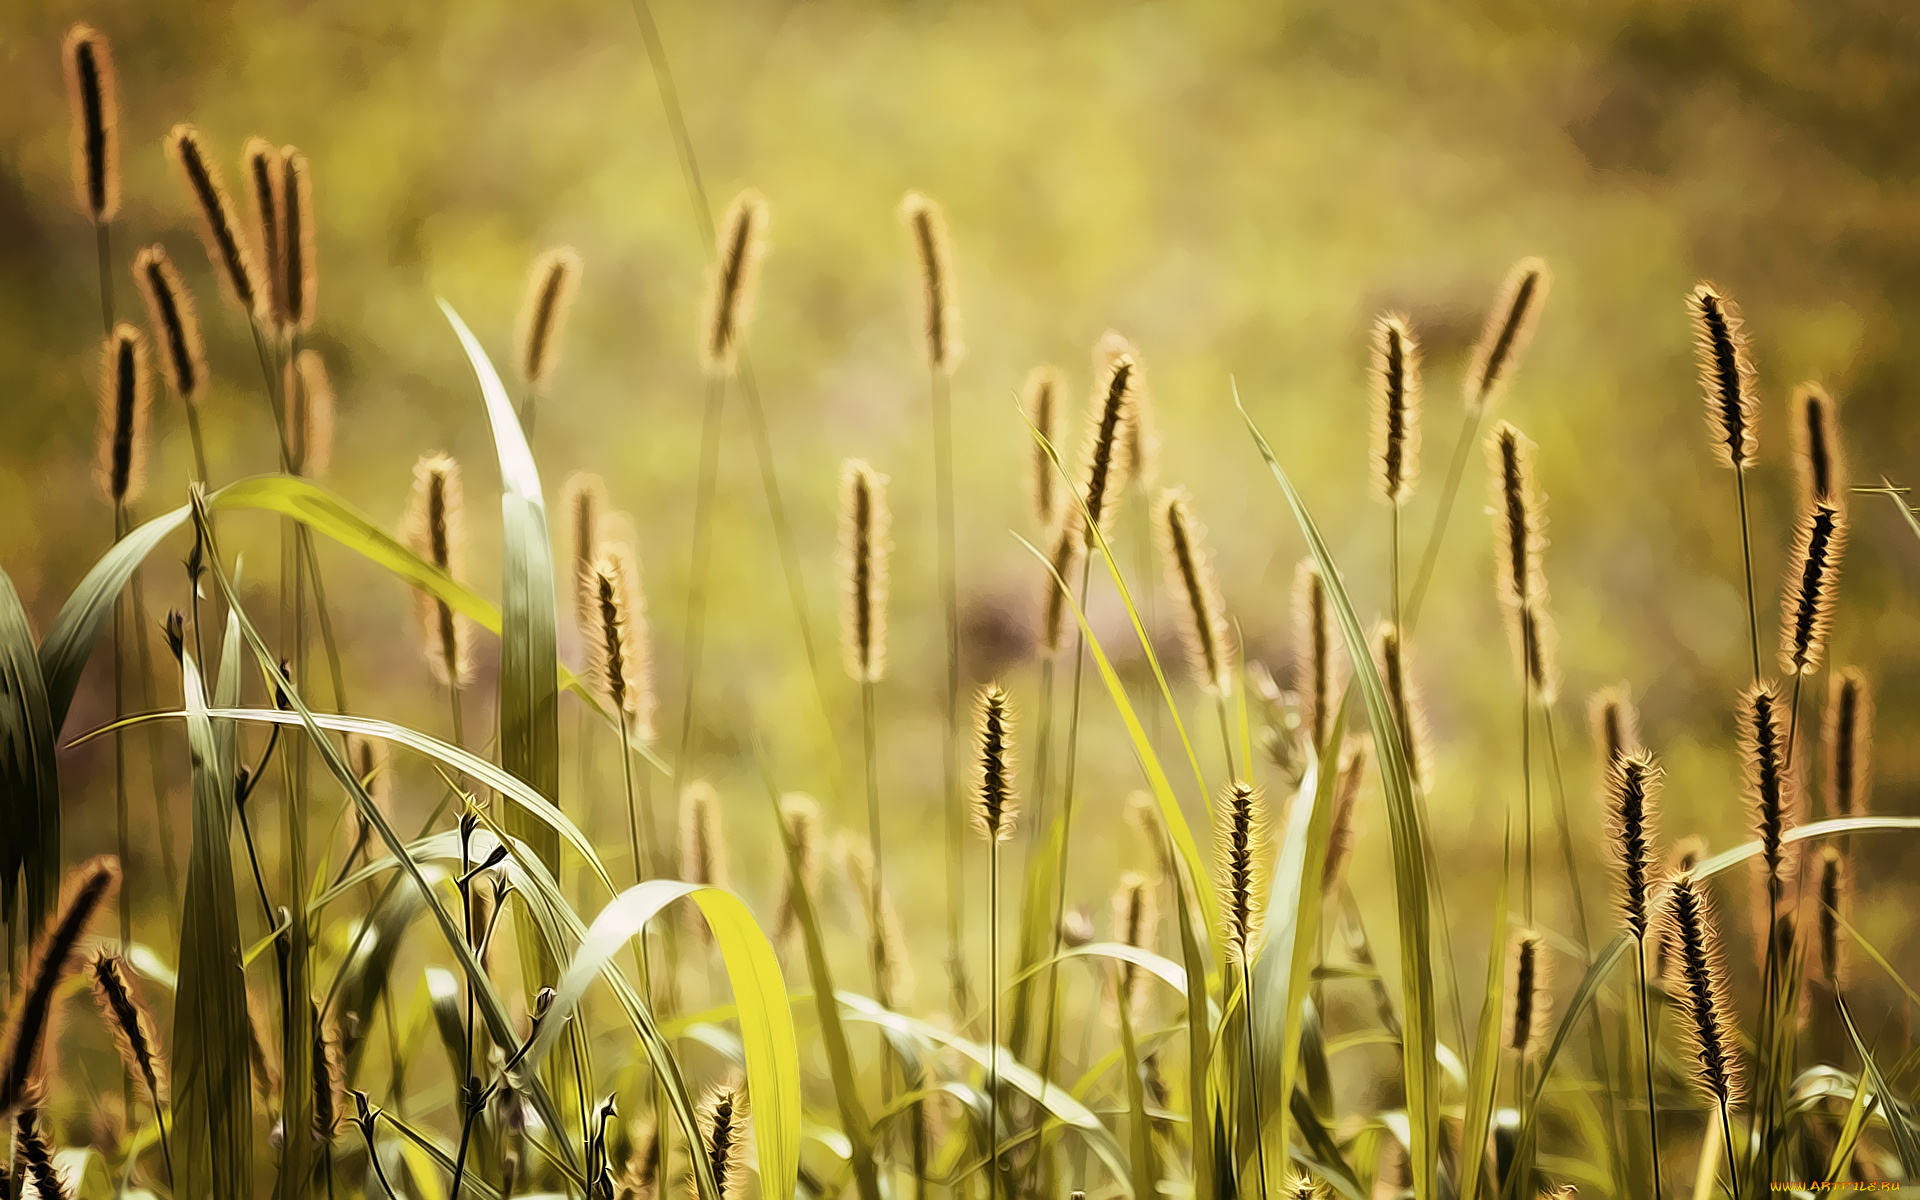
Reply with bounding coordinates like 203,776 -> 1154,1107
1735,468 -> 1761,685
1405,406 -> 1481,634
1635,938 -> 1664,1200
1239,960 -> 1270,1200
931,368 -> 968,1031
861,680 -> 887,1009
988,837 -> 1001,1200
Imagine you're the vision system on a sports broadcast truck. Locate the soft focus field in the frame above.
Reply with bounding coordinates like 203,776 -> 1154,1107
2,0 -> 1919,1197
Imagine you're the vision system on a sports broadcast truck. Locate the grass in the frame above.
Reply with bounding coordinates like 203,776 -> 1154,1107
5,13 -> 1920,1200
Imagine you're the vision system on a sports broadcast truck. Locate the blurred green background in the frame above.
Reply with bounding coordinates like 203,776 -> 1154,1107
2,0 -> 1918,1012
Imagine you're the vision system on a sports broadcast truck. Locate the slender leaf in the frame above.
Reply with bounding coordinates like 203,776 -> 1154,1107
1835,993 -> 1920,1173
0,564 -> 60,926
1458,824 -> 1512,1200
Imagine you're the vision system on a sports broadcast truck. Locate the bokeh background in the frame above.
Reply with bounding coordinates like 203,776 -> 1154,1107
3,0 -> 1919,1015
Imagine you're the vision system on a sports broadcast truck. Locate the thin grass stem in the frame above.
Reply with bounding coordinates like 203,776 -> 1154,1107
1239,961 -> 1270,1200
988,836 -> 1002,1200
931,368 -> 967,1022
1634,937 -> 1664,1200
672,376 -> 726,809
1405,407 -> 1480,631
1735,468 -> 1761,685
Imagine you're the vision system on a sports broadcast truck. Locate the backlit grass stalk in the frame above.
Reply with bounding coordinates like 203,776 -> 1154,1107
839,459 -> 891,1004
1607,752 -> 1664,1200
1156,486 -> 1234,772
1371,314 -> 1420,635
1689,282 -> 1762,684
1778,500 -> 1845,768
513,245 -> 581,441
1490,419 -> 1545,921
1662,872 -> 1743,1196
0,857 -> 120,1117
97,325 -> 148,957
134,244 -> 210,481
1217,781 -> 1269,1200
1406,257 -> 1548,628
972,685 -> 1017,1200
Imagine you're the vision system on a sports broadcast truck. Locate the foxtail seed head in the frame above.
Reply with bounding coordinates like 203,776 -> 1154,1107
1321,739 -> 1369,898
170,125 -> 263,317
773,794 -> 822,953
1793,383 -> 1844,508
837,459 -> 890,683
1823,667 -> 1873,818
404,454 -> 472,688
97,323 -> 150,505
63,25 -> 119,221
586,543 -> 655,739
1372,621 -> 1432,791
14,1103 -> 64,1200
313,1003 -> 344,1142
680,781 -> 727,892
1292,559 -> 1343,755
1109,871 -> 1159,1024
1284,1171 -> 1330,1200
1661,871 -> 1743,1105
88,953 -> 166,1106
286,349 -> 334,478
899,191 -> 962,373
1606,752 -> 1662,939
1215,781 -> 1268,965
1125,791 -> 1174,883
972,685 -> 1017,842
1588,685 -> 1642,771
1371,314 -> 1421,505
562,471 -> 607,629
1023,363 -> 1066,530
1689,282 -> 1758,470
1077,339 -> 1139,538
1465,257 -> 1549,412
133,245 -> 206,404
1779,502 -> 1845,677
1157,487 -> 1232,696
244,137 -> 283,319
1815,845 -> 1848,988
516,246 -> 582,391
1520,602 -> 1559,705
1740,681 -> 1797,886
1097,330 -> 1158,491
1488,419 -> 1548,617
280,146 -> 316,332
1037,518 -> 1084,659
694,1078 -> 749,1200
699,189 -> 769,378
0,857 -> 120,1118
1504,929 -> 1549,1057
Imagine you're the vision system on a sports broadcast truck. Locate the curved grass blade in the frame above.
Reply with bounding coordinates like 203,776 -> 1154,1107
1238,387 -> 1436,1200
515,880 -> 802,1200
1835,993 -> 1920,1173
1457,822 -> 1512,1200
0,564 -> 60,926
171,644 -> 254,1200
1172,848 -> 1215,1200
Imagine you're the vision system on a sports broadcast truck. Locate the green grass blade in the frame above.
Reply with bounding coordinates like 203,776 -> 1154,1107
1457,823 -> 1512,1200
1835,993 -> 1920,1173
1172,853 -> 1215,1200
1116,982 -> 1157,1196
1008,812 -> 1065,1060
171,644 -> 254,1200
0,564 -> 60,927
1238,389 -> 1437,1200
515,880 -> 801,1200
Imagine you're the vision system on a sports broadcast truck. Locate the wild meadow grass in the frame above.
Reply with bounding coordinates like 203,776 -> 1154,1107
4,15 -> 1920,1200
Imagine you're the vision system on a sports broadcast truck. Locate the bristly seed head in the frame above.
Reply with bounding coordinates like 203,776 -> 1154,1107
169,125 -> 264,317
1037,518 -> 1084,659
14,1103 -> 64,1200
695,1077 -> 750,1200
516,246 -> 582,392
972,685 -> 1017,842
404,454 -> 472,689
64,25 -> 120,222
1157,487 -> 1232,696
1740,681 -> 1796,887
244,137 -> 284,320
280,145 -> 316,332
843,836 -> 913,1004
899,190 -> 962,374
1292,559 -> 1344,756
1321,739 -> 1369,898
133,244 -> 207,404
1283,1170 -> 1330,1200
1779,502 -> 1846,677
1023,363 -> 1066,530
1815,845 -> 1848,988
1488,418 -> 1548,618
1,857 -> 120,1118
1661,871 -> 1744,1106
1823,667 -> 1873,819
562,471 -> 608,629
1521,602 -> 1559,705
1606,751 -> 1662,939
699,189 -> 770,378
88,952 -> 166,1106
1372,621 -> 1431,791
286,349 -> 334,478
586,542 -> 655,740
1793,382 -> 1843,508
1689,282 -> 1758,470
1588,684 -> 1642,773
837,459 -> 891,683
1503,928 -> 1549,1056
1097,330 -> 1158,492
1215,781 -> 1268,965
1464,256 -> 1549,412
1371,313 -> 1421,505
1077,339 -> 1140,538
97,323 -> 150,505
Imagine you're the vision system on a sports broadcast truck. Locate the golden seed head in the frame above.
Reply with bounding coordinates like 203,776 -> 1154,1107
0,857 -> 120,1117
1215,781 -> 1268,965
286,349 -> 334,478
843,835 -> 913,1003
1793,382 -> 1844,509
1023,363 -> 1067,530
1291,559 -> 1344,756
1284,1171 -> 1330,1200
1689,282 -> 1759,470
1588,684 -> 1641,771
680,781 -> 727,893
243,137 -> 284,321
1037,517 -> 1085,659
837,459 -> 891,683
1487,418 -> 1549,621
1739,680 -> 1797,886
586,542 -> 655,739
1077,338 -> 1140,537
972,684 -> 1018,842
694,1077 -> 750,1200
1661,871 -> 1743,1105
699,189 -> 770,378
1370,313 -> 1422,505
280,145 -> 316,332
1372,621 -> 1432,791
133,244 -> 207,404
96,323 -> 151,505
1125,791 -> 1174,881
1778,502 -> 1845,677
88,953 -> 166,1105
773,793 -> 822,952
1464,256 -> 1549,412
1108,870 -> 1160,1024
899,190 -> 962,374
170,125 -> 264,317
562,471 -> 608,628
1157,487 -> 1233,696
404,453 -> 472,689
1503,928 -> 1549,1056
1822,667 -> 1873,819
1321,738 -> 1369,898
1815,845 -> 1848,988
63,25 -> 119,221
1096,330 -> 1157,491
1605,751 -> 1662,939
517,246 -> 582,391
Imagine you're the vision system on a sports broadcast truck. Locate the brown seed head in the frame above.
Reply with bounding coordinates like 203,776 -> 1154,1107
243,138 -> 283,320
837,459 -> 891,683
1588,685 -> 1642,772
1215,781 -> 1268,965
1096,331 -> 1158,491
1488,419 -> 1548,621
1689,283 -> 1758,470
1321,738 -> 1369,898
14,1102 -> 65,1200
404,454 -> 472,688
586,542 -> 655,738
1503,928 -> 1549,1056
694,1078 -> 750,1200
88,953 -> 166,1105
64,25 -> 119,221
0,857 -> 120,1117
1372,621 -> 1432,791
313,1003 -> 343,1142
133,245 -> 207,404
1157,487 -> 1232,696
96,323 -> 150,505
1037,517 -> 1084,659
1371,314 -> 1421,505
1793,383 -> 1844,508
1520,602 -> 1559,705
1661,871 -> 1744,1105
286,349 -> 334,478
1291,559 -> 1344,755
1077,340 -> 1139,538
280,146 -> 316,332
516,246 -> 582,391
1125,791 -> 1174,882
1464,257 -> 1549,412
1023,363 -> 1066,529
1823,667 -> 1873,819
1779,502 -> 1846,677
1739,681 -> 1797,886
773,793 -> 822,953
972,685 -> 1018,842
1606,752 -> 1662,939
1284,1173 -> 1330,1200
899,191 -> 962,374
1814,845 -> 1848,989
699,189 -> 769,378
169,126 -> 263,317
1109,870 -> 1160,1024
